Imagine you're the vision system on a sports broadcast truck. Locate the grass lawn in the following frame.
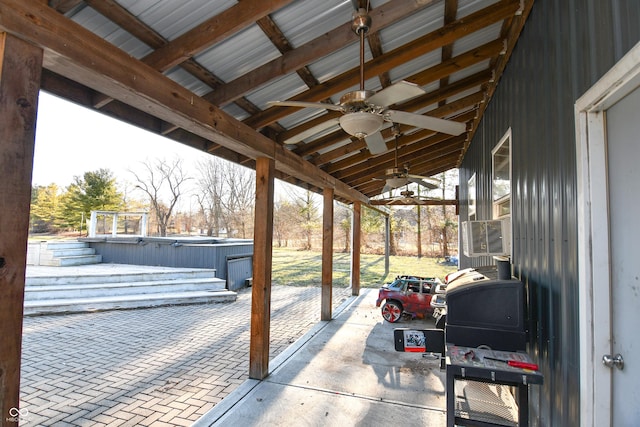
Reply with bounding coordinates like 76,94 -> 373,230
272,247 -> 458,288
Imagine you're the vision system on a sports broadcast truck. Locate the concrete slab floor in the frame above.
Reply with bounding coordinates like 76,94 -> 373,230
198,289 -> 446,427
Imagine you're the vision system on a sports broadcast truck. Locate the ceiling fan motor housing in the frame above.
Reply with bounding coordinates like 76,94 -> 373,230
352,8 -> 371,35
339,90 -> 374,111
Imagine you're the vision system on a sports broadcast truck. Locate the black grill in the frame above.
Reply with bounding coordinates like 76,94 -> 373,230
445,279 -> 526,351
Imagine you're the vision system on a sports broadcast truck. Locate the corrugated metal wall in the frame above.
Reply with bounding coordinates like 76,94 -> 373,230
458,1 -> 640,426
227,256 -> 253,291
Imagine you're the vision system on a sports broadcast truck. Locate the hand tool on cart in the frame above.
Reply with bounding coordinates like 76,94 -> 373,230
483,356 -> 538,371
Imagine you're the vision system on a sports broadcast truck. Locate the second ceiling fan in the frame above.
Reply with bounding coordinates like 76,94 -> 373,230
374,124 -> 441,193
374,188 -> 440,205
269,7 -> 467,154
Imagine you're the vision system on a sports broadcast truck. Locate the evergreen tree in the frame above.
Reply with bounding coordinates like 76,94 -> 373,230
59,169 -> 122,230
30,184 -> 62,232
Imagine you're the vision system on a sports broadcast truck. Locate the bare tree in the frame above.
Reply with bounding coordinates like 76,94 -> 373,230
195,158 -> 224,236
296,190 -> 320,250
219,161 -> 255,238
280,186 -> 320,250
273,198 -> 298,247
439,169 -> 459,257
130,158 -> 191,237
335,203 -> 351,252
195,157 -> 255,238
440,172 -> 449,257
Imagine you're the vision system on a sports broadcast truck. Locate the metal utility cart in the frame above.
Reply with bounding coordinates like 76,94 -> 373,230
446,345 -> 543,427
444,278 -> 543,426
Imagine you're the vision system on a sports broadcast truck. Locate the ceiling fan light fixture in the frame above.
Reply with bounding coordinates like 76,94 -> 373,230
339,112 -> 383,138
386,177 -> 408,189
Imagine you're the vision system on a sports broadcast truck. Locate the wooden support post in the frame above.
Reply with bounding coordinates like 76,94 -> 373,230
249,157 -> 275,380
351,201 -> 361,296
321,187 -> 334,321
0,33 -> 42,422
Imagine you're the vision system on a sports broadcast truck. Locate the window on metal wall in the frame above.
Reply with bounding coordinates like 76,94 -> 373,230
492,129 -> 511,219
468,173 -> 477,220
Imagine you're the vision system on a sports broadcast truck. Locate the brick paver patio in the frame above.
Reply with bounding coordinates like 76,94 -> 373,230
19,285 -> 353,426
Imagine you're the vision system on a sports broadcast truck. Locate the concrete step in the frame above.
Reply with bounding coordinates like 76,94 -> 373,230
31,241 -> 103,267
44,241 -> 90,250
24,277 -> 227,300
24,264 -> 234,316
42,247 -> 97,258
24,290 -> 237,316
26,266 -> 218,286
43,254 -> 103,267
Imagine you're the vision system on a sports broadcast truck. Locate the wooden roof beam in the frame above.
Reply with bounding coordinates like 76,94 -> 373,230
438,0 -> 459,107
48,0 -> 82,14
255,14 -> 320,90
141,0 -> 296,72
245,0 -> 521,129
0,0 -> 367,204
85,1 -> 291,138
207,0 -> 436,106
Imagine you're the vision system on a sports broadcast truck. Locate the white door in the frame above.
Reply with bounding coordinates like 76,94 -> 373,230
576,42 -> 640,427
605,81 -> 640,426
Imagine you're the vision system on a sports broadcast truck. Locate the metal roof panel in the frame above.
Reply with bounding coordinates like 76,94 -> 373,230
120,0 -> 238,40
244,73 -> 309,110
165,68 -> 213,97
71,6 -> 152,58
377,3 -> 445,51
270,0 -> 353,48
195,25 -> 282,83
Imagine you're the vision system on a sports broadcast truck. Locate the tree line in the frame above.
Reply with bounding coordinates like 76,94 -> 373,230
30,157 -> 458,257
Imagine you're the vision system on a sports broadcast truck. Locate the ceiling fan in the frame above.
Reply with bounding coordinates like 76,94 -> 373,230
375,188 -> 439,205
374,124 -> 441,193
268,8 -> 467,154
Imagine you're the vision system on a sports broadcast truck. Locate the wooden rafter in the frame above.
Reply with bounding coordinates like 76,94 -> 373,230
1,0 -> 367,203
244,0 -> 521,129
19,0 -> 533,202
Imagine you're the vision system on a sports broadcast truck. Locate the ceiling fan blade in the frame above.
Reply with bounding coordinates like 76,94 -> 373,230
386,110 -> 466,136
384,177 -> 408,191
407,176 -> 441,190
284,118 -> 341,144
267,100 -> 343,112
364,131 -> 387,154
367,81 -> 426,107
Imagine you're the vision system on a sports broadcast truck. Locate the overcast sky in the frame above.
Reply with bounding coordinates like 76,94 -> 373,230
32,91 -> 308,209
32,91 -> 210,188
